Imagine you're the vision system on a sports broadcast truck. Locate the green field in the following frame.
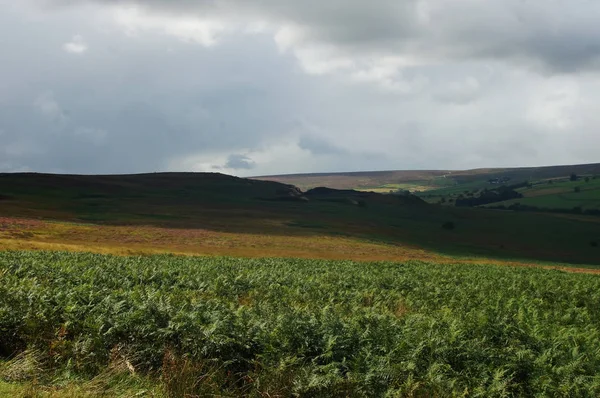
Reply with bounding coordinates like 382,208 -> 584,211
3,251 -> 600,397
488,178 -> 600,210
417,180 -> 493,202
356,178 -> 459,194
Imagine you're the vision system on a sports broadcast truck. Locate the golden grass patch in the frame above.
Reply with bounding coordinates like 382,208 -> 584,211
0,216 -> 598,275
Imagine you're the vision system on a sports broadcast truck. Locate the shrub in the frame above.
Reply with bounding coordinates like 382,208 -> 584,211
4,252 -> 600,396
442,221 -> 455,230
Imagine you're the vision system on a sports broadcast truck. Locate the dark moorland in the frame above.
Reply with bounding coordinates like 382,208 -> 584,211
0,171 -> 599,265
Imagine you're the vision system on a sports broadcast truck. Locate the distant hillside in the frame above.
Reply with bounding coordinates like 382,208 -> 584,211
251,170 -> 450,191
252,163 -> 600,191
1,171 -> 599,264
0,172 -> 423,225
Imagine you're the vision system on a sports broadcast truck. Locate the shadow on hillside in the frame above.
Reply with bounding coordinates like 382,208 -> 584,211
1,172 -> 599,266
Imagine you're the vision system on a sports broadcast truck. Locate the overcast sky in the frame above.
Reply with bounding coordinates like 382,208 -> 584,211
1,0 -> 599,176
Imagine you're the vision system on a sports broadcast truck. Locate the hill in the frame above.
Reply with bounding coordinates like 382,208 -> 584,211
0,172 -> 599,265
0,172 -> 423,226
253,162 -> 600,192
2,171 -> 600,397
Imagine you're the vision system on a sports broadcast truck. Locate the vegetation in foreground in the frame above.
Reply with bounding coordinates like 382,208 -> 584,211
2,251 -> 600,397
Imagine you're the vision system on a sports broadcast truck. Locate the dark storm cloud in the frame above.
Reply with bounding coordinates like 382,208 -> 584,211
0,4 -> 316,173
2,0 -> 600,176
61,0 -> 600,73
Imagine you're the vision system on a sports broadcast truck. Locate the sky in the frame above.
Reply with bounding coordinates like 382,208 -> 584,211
1,0 -> 599,176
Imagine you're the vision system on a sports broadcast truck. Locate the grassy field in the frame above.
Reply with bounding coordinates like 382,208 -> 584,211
486,178 -> 600,210
3,251 -> 600,397
417,181 -> 493,203
355,180 -> 456,194
251,171 -> 451,191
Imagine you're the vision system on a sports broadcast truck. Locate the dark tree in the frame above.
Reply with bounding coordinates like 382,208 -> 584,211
570,173 -> 578,181
455,187 -> 523,207
574,186 -> 581,193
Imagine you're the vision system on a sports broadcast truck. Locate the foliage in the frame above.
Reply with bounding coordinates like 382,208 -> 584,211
455,187 -> 523,207
487,204 -> 600,217
441,221 -> 455,230
3,252 -> 600,396
482,177 -> 600,212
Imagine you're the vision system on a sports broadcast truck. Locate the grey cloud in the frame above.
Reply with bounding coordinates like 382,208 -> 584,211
297,133 -> 391,172
225,154 -> 256,170
34,92 -> 69,125
433,77 -> 482,105
62,0 -> 600,73
298,135 -> 346,155
2,1 -> 600,176
0,4 -> 318,173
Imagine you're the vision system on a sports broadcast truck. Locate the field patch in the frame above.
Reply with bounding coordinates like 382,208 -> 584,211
2,252 -> 600,396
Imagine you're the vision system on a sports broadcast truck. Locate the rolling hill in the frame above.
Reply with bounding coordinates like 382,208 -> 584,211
2,170 -> 600,397
253,162 -> 600,192
1,172 -> 599,265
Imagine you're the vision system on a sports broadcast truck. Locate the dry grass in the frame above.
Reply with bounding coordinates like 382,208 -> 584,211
0,350 -> 45,383
0,216 -> 598,275
0,350 -> 161,398
0,216 -> 441,262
